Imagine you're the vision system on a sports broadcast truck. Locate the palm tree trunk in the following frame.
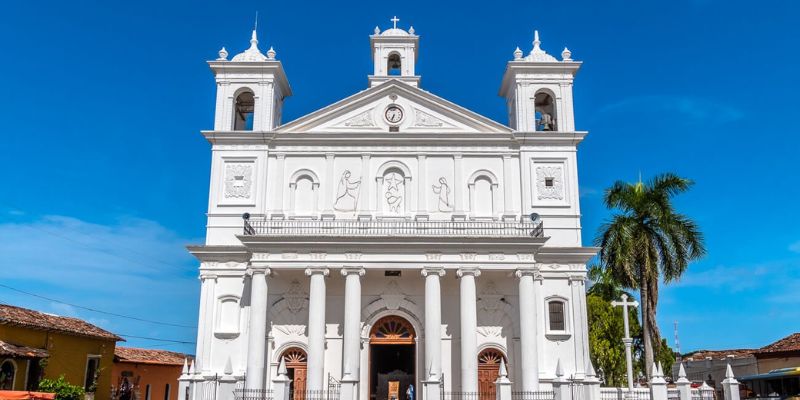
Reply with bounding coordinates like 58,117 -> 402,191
639,273 -> 654,381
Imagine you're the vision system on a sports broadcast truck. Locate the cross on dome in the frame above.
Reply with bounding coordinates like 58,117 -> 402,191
391,16 -> 399,29
376,15 -> 415,37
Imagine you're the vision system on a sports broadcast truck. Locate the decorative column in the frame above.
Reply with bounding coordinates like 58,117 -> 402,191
501,155 -> 515,219
417,154 -> 428,215
422,267 -> 446,400
516,268 -> 540,391
453,155 -> 464,218
569,275 -> 588,379
196,272 -> 217,373
457,267 -> 480,393
273,154 -> 286,217
323,154 -> 335,217
340,267 -> 365,400
245,267 -> 271,390
306,268 -> 330,392
360,154 -> 372,215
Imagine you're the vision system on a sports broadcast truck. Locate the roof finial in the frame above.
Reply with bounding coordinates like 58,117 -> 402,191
267,46 -> 276,60
561,47 -> 572,61
391,16 -> 399,29
254,11 -> 259,32
514,46 -> 523,60
532,30 -> 542,52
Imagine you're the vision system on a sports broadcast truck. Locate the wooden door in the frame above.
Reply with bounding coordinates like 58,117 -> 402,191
478,349 -> 506,400
282,347 -> 307,400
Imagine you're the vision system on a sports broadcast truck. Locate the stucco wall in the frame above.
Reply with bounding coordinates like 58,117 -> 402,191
756,356 -> 800,374
111,361 -> 183,400
0,324 -> 117,400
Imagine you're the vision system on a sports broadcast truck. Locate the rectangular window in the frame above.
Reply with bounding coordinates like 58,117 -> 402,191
164,383 -> 171,400
549,301 -> 565,331
84,356 -> 101,392
145,384 -> 151,400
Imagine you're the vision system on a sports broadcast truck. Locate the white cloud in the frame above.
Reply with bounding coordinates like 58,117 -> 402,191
596,95 -> 744,126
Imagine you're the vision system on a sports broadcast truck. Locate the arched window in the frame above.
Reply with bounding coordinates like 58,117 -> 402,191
0,360 -> 15,390
387,53 -> 402,76
534,91 -> 557,131
215,295 -> 241,338
289,169 -> 320,216
547,299 -> 567,332
233,90 -> 255,131
468,170 -> 499,218
370,316 -> 415,344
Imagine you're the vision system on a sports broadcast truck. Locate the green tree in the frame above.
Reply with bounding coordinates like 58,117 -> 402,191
587,292 -> 642,386
38,375 -> 85,400
595,173 -> 705,378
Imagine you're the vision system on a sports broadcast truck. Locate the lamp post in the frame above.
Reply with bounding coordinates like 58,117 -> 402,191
612,294 -> 639,392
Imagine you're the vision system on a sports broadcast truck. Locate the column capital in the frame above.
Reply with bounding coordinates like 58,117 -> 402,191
199,273 -> 218,282
305,267 -> 330,277
340,267 -> 366,277
247,267 -> 271,276
421,266 -> 446,277
456,267 -> 481,278
515,268 -> 541,279
568,274 -> 586,284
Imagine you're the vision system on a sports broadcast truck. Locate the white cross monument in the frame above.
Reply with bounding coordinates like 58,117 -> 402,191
612,293 -> 639,392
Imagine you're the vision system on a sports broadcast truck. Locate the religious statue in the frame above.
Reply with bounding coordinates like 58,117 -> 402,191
383,172 -> 404,213
334,170 -> 361,211
406,384 -> 415,400
431,177 -> 452,212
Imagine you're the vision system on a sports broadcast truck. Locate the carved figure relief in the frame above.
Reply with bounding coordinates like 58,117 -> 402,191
224,163 -> 253,198
284,280 -> 307,314
343,110 -> 376,127
431,177 -> 452,212
383,171 -> 404,213
334,170 -> 362,211
414,109 -> 444,127
536,165 -> 564,200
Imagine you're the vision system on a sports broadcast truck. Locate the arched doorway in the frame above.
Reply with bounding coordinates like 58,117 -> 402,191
478,348 -> 507,400
369,316 -> 416,400
280,347 -> 307,400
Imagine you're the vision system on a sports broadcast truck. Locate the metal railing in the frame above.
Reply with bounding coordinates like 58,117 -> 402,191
599,388 -> 652,400
234,389 -> 273,400
441,392 -> 496,400
511,391 -> 556,400
242,217 -> 544,238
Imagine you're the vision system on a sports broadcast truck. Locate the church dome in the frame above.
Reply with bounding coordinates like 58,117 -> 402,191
232,30 -> 269,62
518,30 -> 559,62
381,27 -> 411,36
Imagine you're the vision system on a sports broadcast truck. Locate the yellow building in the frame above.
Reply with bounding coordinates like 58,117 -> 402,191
0,304 -> 122,400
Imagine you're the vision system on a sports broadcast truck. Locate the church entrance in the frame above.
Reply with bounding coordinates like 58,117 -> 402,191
477,348 -> 506,400
281,347 -> 307,400
369,316 -> 416,400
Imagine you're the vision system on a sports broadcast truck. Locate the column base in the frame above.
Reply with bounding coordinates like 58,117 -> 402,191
339,379 -> 358,400
423,379 -> 442,400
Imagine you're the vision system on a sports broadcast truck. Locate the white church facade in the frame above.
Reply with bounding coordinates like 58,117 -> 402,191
182,18 -> 597,400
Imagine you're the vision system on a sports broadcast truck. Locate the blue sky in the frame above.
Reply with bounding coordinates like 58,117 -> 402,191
1,0 -> 799,355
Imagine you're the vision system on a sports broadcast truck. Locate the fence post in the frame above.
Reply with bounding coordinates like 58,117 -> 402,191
721,363 -> 740,400
219,358 -> 238,400
273,359 -> 291,400
650,363 -> 668,400
675,364 -> 691,400
495,359 -> 512,400
583,361 -> 601,400
178,359 -> 192,400
699,383 -> 714,400
553,360 -> 571,400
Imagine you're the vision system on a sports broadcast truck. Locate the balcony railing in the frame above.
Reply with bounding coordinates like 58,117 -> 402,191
242,217 -> 544,238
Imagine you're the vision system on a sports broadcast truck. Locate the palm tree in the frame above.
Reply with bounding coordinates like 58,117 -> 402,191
595,173 -> 705,378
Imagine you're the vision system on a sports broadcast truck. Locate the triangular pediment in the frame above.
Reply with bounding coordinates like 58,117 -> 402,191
276,80 -> 512,134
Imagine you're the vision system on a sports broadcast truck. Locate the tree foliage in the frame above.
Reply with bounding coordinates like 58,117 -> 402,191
38,375 -> 85,400
594,173 -> 705,377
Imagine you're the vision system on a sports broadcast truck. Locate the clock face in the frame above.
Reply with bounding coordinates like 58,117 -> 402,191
385,106 -> 403,124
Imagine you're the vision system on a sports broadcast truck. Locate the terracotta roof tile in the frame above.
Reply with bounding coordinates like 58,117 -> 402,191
114,347 -> 192,366
683,349 -> 756,360
0,304 -> 121,341
0,339 -> 49,358
755,333 -> 800,355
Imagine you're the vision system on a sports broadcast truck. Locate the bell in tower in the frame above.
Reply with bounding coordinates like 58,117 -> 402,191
368,16 -> 421,87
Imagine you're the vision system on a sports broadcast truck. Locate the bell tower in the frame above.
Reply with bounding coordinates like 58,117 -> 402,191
208,29 -> 292,131
499,30 -> 581,132
369,16 -> 420,87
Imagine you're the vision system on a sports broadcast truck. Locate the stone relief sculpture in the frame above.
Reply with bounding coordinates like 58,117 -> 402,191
334,170 -> 362,211
536,165 -> 564,200
224,163 -> 252,198
383,171 -> 404,213
413,108 -> 444,127
431,177 -> 452,212
343,110 -> 376,127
